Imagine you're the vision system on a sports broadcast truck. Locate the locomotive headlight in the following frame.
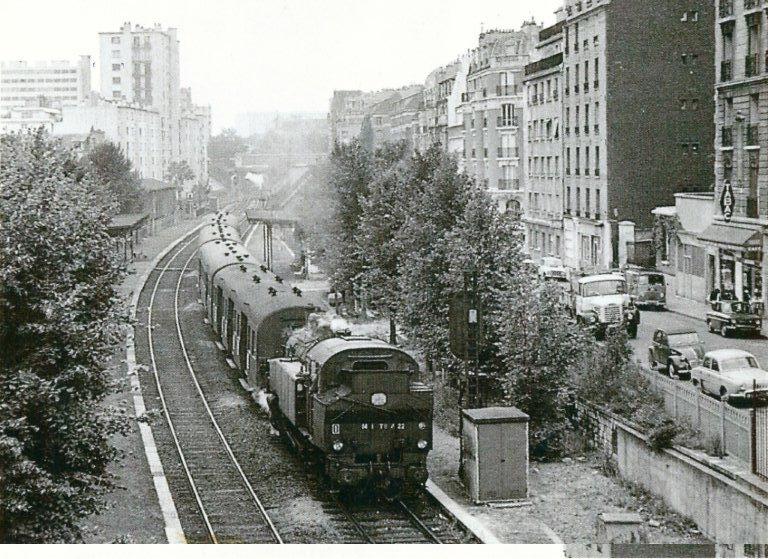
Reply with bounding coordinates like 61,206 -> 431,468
332,441 -> 344,452
417,439 -> 428,450
371,393 -> 387,406
418,421 -> 428,430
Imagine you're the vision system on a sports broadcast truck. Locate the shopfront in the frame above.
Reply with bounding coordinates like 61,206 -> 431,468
698,223 -> 764,315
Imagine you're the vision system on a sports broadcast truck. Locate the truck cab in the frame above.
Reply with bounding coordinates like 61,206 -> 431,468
625,268 -> 666,310
572,273 -> 640,338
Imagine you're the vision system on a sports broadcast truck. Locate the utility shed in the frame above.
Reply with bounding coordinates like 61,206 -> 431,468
461,406 -> 529,504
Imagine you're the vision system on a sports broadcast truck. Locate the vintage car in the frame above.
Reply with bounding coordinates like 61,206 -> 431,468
690,349 -> 768,403
625,268 -> 666,310
571,273 -> 640,339
647,327 -> 704,379
706,300 -> 762,337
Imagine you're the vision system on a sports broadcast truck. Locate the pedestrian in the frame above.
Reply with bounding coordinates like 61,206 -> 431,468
709,287 -> 720,303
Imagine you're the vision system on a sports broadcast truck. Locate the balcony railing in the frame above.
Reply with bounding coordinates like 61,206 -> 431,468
722,126 -> 733,147
496,85 -> 515,96
498,179 -> 520,190
721,60 -> 732,81
497,116 -> 519,128
747,196 -> 759,218
746,53 -> 759,77
497,147 -> 519,158
720,0 -> 734,16
746,123 -> 759,145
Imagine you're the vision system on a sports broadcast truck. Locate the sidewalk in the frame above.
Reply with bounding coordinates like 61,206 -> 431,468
83,213 -> 207,543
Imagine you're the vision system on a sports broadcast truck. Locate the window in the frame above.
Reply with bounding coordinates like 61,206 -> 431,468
111,36 -> 120,44
112,77 -> 121,84
575,147 -> 580,174
566,147 -> 571,174
593,35 -> 598,46
595,146 -> 600,176
585,147 -> 590,175
567,186 -> 572,213
112,63 -> 121,71
112,90 -> 121,99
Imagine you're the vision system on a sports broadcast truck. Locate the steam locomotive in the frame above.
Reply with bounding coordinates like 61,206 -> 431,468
197,213 -> 434,497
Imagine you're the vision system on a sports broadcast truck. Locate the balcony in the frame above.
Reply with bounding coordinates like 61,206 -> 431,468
583,125 -> 589,135
719,0 -> 734,16
524,52 -> 564,76
497,116 -> 519,128
746,53 -> 759,77
747,196 -> 759,218
746,123 -> 759,146
721,60 -> 732,81
497,147 -> 519,158
496,85 -> 515,96
575,168 -> 581,175
498,179 -> 520,190
722,126 -> 733,147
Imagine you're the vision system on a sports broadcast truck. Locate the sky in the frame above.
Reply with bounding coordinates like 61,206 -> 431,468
1,0 -> 563,132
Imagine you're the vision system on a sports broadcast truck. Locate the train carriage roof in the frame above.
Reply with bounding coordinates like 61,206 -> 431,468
216,264 -> 323,329
198,223 -> 241,247
206,211 -> 238,227
198,237 -> 259,278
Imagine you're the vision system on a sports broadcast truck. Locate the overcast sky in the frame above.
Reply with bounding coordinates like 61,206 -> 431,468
1,0 -> 563,132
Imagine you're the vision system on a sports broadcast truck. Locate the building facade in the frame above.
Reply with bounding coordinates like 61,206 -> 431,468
561,0 -> 715,272
459,24 -> 540,213
180,87 -> 211,185
523,16 -> 565,261
0,106 -> 61,133
0,57 -> 91,111
705,0 -> 768,309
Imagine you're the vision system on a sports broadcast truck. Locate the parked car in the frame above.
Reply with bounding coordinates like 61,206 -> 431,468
706,300 -> 762,337
690,349 -> 768,403
625,268 -> 666,310
647,327 -> 704,379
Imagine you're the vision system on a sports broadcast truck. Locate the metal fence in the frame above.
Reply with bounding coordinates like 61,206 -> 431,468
755,408 -> 768,480
641,369 -> 752,463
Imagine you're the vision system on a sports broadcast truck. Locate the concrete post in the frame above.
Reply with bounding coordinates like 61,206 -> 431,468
735,259 -> 744,300
618,221 -> 635,268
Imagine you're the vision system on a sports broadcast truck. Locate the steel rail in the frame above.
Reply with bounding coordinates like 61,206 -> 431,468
174,245 -> 283,544
396,500 -> 444,544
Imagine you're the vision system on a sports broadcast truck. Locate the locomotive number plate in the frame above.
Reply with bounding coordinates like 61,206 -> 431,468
361,423 -> 406,430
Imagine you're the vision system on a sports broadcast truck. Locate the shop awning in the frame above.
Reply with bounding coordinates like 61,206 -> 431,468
697,223 -> 762,250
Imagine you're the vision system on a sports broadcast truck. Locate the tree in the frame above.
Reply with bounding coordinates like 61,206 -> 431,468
0,130 -> 130,542
208,128 -> 247,183
87,141 -> 143,214
165,160 -> 195,187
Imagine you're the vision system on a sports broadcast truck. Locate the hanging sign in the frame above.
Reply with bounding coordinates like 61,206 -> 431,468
720,180 -> 734,222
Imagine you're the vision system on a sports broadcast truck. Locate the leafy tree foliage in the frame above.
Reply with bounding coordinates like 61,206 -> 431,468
0,130 -> 129,542
87,141 -> 143,214
208,128 -> 247,183
165,160 -> 195,187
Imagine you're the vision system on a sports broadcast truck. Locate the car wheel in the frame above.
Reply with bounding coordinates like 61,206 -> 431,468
667,361 -> 677,379
719,386 -> 728,400
720,324 -> 729,338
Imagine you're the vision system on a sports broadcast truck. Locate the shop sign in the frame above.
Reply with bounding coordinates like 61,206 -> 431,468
720,180 -> 734,221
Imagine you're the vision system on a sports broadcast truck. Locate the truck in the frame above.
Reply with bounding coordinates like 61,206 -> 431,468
571,273 -> 640,339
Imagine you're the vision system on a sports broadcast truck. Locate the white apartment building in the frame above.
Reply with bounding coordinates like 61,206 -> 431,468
0,57 -> 91,111
54,99 -> 164,180
180,87 -> 211,185
99,22 -> 181,168
522,15 -> 565,262
0,107 -> 61,133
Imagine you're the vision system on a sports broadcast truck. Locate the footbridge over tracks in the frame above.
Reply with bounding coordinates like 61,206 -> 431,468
245,208 -> 298,271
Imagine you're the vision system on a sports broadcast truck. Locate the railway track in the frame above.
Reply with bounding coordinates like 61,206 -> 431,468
135,220 -> 479,544
141,229 -> 282,544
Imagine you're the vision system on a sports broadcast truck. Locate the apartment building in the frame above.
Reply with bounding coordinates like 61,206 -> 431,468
703,0 -> 768,307
0,57 -> 91,111
99,22 -> 181,166
180,87 -> 211,185
561,0 -> 714,272
459,23 -> 540,213
522,15 -> 565,262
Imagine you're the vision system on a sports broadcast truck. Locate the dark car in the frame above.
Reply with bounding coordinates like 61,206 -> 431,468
647,328 -> 705,379
706,300 -> 762,338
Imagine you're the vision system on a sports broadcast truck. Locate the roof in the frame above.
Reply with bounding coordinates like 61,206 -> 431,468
198,223 -> 241,247
578,273 -> 625,284
141,178 -> 173,191
107,213 -> 149,233
306,337 -> 415,368
462,407 -> 529,424
704,349 -> 755,360
697,223 -> 761,250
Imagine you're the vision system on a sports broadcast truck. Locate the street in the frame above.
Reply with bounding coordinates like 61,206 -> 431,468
629,308 -> 768,372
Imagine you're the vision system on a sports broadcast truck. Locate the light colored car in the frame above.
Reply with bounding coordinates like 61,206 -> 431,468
690,349 -> 768,402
